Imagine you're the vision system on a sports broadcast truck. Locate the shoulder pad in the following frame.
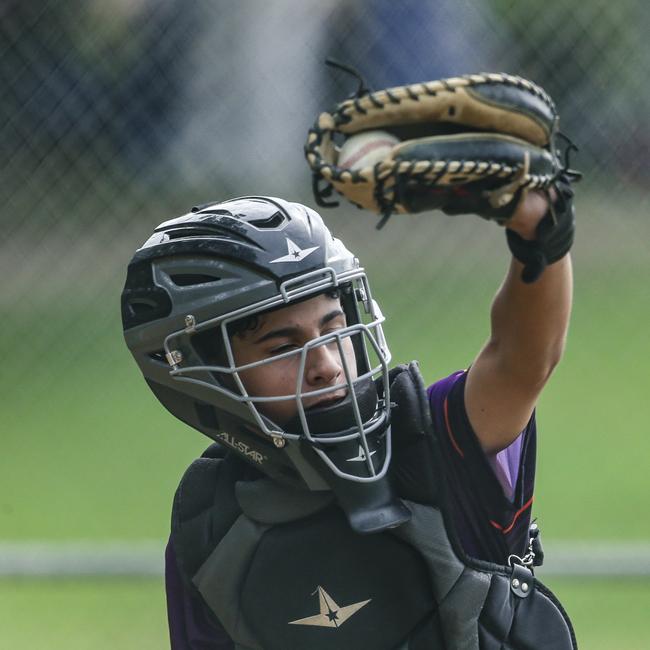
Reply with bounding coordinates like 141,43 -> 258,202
389,361 -> 441,505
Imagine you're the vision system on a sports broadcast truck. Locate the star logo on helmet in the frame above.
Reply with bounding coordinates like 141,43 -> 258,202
288,586 -> 371,628
270,238 -> 319,263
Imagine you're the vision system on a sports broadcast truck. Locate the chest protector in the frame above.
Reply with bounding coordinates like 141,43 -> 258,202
171,363 -> 577,650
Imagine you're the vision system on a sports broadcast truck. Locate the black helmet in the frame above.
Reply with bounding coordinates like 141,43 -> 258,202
122,196 -> 410,532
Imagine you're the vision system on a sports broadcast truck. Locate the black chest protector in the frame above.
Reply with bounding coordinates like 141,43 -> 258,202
171,363 -> 577,650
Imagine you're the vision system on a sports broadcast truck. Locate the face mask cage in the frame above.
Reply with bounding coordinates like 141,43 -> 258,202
162,266 -> 392,482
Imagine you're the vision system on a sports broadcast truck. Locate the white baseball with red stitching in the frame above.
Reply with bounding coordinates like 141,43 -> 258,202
337,130 -> 400,170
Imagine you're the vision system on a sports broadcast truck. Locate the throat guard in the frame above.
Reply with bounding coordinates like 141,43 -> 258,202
283,376 -> 411,534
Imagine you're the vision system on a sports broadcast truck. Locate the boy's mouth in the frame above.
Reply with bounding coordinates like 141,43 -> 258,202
306,391 -> 348,410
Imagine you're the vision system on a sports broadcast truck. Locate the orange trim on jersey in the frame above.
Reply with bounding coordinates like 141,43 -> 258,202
443,396 -> 464,458
489,496 -> 534,535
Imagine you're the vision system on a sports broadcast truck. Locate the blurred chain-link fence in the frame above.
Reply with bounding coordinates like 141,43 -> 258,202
2,0 -> 649,544
3,0 -> 649,348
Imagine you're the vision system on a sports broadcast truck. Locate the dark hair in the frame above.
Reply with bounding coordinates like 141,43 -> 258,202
228,314 -> 260,338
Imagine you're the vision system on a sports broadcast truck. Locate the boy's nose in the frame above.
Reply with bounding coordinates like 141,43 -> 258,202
305,343 -> 343,386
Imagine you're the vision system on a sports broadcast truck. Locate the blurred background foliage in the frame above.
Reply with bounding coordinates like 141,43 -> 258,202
1,0 -> 649,647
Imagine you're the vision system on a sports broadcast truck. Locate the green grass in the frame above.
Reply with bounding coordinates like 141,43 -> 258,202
1,191 -> 648,650
384,264 -> 650,541
2,262 -> 649,542
2,184 -> 650,545
0,577 -> 648,649
551,579 -> 650,650
1,316 -> 207,540
532,274 -> 650,540
0,578 -> 169,650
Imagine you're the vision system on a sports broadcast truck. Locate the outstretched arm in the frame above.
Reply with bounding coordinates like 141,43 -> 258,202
465,190 -> 573,454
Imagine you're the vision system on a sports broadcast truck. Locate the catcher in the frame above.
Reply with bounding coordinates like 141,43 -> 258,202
122,73 -> 578,649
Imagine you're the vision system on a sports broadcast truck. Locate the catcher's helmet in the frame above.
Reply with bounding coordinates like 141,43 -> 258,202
122,196 -> 410,533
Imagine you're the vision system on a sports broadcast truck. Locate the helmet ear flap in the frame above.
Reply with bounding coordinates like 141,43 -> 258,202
192,326 -> 228,369
191,315 -> 261,393
146,378 -> 218,431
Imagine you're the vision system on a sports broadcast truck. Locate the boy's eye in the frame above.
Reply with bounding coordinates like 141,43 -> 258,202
269,343 -> 298,355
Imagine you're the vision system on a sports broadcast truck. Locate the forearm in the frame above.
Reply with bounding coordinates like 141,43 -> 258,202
465,253 -> 572,453
465,186 -> 575,452
488,253 -> 573,384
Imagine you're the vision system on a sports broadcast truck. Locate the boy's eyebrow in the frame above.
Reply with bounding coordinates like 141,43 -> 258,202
253,309 -> 345,344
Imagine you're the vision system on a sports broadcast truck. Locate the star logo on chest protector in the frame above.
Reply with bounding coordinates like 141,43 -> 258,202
346,444 -> 377,463
270,238 -> 319,264
288,586 -> 371,628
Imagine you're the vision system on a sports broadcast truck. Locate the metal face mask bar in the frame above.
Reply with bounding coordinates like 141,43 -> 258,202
162,267 -> 392,482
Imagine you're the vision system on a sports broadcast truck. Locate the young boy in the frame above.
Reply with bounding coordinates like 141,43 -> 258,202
122,190 -> 576,649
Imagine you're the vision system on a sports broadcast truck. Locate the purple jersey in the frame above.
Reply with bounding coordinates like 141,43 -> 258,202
427,370 -> 536,562
165,370 -> 536,648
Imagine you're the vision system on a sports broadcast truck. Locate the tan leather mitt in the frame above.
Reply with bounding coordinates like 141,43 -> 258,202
305,73 -> 563,228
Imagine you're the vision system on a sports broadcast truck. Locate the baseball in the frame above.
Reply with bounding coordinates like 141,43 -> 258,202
337,130 -> 400,170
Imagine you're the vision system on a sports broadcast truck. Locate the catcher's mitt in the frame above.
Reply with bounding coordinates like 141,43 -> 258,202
305,72 -> 568,229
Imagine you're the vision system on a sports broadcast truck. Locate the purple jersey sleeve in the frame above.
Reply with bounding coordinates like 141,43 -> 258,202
165,540 -> 234,650
427,370 -> 537,563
